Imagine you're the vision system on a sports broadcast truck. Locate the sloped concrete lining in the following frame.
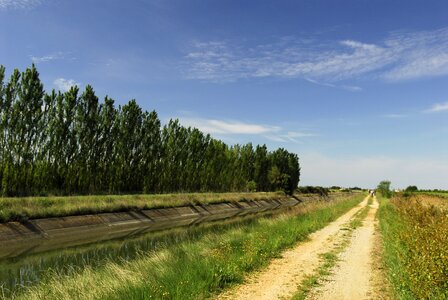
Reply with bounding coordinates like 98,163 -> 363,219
0,197 -> 302,259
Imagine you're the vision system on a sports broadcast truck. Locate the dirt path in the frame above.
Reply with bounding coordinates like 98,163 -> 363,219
216,196 -> 370,300
307,197 -> 380,300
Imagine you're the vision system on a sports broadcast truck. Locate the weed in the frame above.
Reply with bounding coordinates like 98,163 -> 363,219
379,195 -> 448,300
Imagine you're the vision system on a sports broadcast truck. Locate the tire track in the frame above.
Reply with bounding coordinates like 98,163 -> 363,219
216,196 -> 370,300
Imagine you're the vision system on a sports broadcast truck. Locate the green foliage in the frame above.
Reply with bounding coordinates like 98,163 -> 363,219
379,196 -> 448,299
404,185 -> 418,192
377,180 -> 392,198
297,186 -> 329,196
0,65 -> 300,197
246,180 -> 257,192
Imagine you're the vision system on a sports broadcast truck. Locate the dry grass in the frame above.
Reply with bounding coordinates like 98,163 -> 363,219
0,192 -> 287,223
413,193 -> 448,210
379,194 -> 448,299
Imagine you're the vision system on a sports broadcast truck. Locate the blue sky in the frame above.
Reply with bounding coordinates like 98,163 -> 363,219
1,0 -> 448,189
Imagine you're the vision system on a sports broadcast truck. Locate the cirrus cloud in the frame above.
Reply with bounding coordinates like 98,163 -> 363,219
179,118 -> 281,135
177,117 -> 316,144
425,101 -> 448,113
0,0 -> 41,10
184,27 -> 448,84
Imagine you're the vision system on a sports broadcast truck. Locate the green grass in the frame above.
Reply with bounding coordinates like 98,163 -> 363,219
348,200 -> 370,229
291,251 -> 340,300
378,196 -> 448,300
0,192 -> 288,223
15,194 -> 365,300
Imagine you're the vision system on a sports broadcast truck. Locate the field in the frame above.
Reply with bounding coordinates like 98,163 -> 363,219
379,194 -> 448,299
1,188 -> 447,300
1,193 -> 364,299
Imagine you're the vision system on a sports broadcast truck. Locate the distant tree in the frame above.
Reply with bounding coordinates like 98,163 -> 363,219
405,185 -> 418,192
141,110 -> 162,193
97,96 -> 119,193
269,148 -> 300,194
297,186 -> 329,196
76,85 -> 100,193
116,100 -> 144,193
268,165 -> 289,192
377,180 -> 392,198
254,144 -> 270,191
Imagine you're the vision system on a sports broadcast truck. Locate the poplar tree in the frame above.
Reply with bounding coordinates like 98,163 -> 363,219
141,110 -> 161,193
2,69 -> 21,195
76,85 -> 100,192
0,65 -> 301,196
98,96 -> 118,192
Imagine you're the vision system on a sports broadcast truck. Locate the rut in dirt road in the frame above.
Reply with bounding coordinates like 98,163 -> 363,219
306,197 -> 380,300
216,196 -> 371,300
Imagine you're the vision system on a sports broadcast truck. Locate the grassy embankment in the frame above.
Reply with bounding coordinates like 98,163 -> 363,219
14,194 -> 365,299
378,194 -> 448,300
0,192 -> 290,223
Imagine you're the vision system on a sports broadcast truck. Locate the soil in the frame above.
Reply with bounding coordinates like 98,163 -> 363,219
216,196 -> 370,300
306,197 -> 380,300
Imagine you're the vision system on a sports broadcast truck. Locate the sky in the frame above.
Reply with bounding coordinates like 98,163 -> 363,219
1,0 -> 448,189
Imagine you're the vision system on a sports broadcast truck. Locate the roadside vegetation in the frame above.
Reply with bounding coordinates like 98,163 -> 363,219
0,191 -> 288,223
0,65 -> 299,197
378,194 -> 448,300
418,190 -> 448,200
13,194 -> 364,299
377,180 -> 392,198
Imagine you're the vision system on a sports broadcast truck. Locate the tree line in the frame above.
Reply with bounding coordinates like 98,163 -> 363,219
0,65 -> 300,196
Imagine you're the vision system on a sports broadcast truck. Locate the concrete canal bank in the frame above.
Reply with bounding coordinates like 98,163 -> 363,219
0,196 -> 305,259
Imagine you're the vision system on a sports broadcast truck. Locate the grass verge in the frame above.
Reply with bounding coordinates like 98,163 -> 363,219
0,192 -> 288,223
291,199 -> 370,300
15,194 -> 365,300
378,195 -> 448,300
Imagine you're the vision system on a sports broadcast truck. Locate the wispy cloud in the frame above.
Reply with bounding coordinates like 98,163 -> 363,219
425,101 -> 448,113
179,118 -> 280,135
305,78 -> 362,92
382,113 -> 408,118
0,0 -> 41,10
178,117 -> 315,144
31,51 -> 73,64
184,27 -> 448,83
53,78 -> 79,92
265,131 -> 316,143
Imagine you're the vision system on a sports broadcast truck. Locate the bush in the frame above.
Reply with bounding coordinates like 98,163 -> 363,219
377,180 -> 392,198
296,186 -> 329,196
405,185 -> 418,192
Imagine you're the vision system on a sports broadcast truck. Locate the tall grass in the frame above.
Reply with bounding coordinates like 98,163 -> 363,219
379,196 -> 448,300
418,191 -> 448,198
0,192 -> 286,223
15,194 -> 365,300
